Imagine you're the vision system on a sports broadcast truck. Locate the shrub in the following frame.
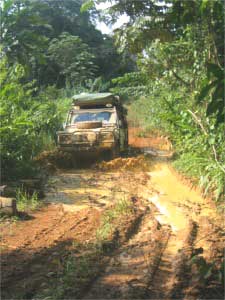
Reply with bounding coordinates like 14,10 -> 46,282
0,59 -> 71,180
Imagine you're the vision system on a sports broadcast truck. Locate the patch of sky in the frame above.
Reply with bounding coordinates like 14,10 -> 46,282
95,1 -> 129,34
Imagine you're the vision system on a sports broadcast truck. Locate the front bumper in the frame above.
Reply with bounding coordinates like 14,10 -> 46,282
57,129 -> 117,153
58,141 -> 115,153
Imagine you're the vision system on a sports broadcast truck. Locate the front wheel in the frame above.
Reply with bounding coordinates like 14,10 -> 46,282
71,154 -> 77,168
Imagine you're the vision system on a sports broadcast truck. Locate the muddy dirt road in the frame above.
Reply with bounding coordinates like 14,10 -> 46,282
1,129 -> 224,299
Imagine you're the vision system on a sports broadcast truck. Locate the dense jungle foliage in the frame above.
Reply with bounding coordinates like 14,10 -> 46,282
1,0 -> 224,201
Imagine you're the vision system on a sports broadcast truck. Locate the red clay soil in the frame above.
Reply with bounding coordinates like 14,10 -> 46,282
94,155 -> 150,171
128,127 -> 172,150
1,205 -> 101,299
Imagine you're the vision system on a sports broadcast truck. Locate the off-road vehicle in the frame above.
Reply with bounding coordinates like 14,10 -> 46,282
57,93 -> 128,158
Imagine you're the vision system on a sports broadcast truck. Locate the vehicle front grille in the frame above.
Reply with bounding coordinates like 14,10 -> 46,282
73,133 -> 96,143
73,135 -> 88,142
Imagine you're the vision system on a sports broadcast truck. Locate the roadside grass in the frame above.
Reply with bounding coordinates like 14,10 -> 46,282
96,197 -> 133,244
49,254 -> 97,300
0,214 -> 20,223
35,198 -> 134,300
173,153 -> 225,202
16,188 -> 40,211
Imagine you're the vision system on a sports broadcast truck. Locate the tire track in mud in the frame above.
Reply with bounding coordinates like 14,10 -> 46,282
81,161 -> 224,300
82,207 -> 172,299
1,208 -> 101,299
150,220 -> 198,299
82,209 -> 200,300
144,162 -> 224,299
184,217 -> 225,300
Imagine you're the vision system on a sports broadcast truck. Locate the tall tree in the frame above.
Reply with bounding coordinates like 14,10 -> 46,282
0,0 -> 49,68
47,32 -> 97,87
1,0 -> 135,87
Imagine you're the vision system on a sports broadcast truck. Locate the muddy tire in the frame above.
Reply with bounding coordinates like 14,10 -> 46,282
71,155 -> 77,168
110,144 -> 120,160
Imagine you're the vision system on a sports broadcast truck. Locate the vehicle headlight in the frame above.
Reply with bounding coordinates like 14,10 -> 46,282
101,132 -> 113,140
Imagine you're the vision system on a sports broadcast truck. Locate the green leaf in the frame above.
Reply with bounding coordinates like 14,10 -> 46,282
3,0 -> 14,12
80,0 -> 94,13
200,0 -> 209,12
208,137 -> 215,145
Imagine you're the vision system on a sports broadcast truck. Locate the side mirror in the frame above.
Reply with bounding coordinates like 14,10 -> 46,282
118,120 -> 122,127
62,122 -> 66,130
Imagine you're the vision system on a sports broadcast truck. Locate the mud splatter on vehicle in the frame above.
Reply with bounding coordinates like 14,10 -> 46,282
57,93 -> 128,160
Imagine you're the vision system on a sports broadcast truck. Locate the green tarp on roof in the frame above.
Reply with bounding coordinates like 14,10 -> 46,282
72,93 -> 119,106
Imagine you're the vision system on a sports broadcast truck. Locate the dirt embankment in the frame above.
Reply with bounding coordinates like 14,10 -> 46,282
1,128 -> 224,300
128,127 -> 172,151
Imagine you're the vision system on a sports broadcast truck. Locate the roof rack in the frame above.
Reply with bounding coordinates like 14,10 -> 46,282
72,93 -> 120,107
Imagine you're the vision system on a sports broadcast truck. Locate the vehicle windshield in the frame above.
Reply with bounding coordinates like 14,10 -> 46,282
71,111 -> 112,123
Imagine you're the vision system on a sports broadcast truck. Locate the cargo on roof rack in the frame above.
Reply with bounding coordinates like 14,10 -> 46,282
72,93 -> 120,107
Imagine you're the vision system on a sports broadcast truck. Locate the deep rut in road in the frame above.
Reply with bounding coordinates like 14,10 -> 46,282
81,161 -> 224,300
83,208 -> 172,299
81,194 -> 201,300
